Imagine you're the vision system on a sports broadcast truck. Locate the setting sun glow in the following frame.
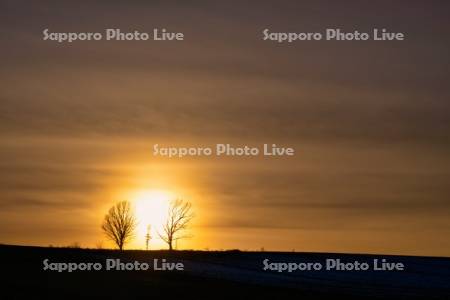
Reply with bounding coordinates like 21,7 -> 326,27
133,190 -> 172,249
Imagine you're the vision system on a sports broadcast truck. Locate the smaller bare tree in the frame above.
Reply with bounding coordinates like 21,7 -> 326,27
101,200 -> 137,250
159,199 -> 194,250
145,225 -> 151,250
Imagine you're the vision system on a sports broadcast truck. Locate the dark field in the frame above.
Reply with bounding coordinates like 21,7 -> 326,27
2,245 -> 449,299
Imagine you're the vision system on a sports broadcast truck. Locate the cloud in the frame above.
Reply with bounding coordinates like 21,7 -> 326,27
0,0 -> 449,254
0,1 -> 449,144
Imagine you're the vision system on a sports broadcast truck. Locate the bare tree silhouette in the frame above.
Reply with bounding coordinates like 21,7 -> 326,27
145,225 -> 151,250
101,200 -> 137,250
159,199 -> 194,250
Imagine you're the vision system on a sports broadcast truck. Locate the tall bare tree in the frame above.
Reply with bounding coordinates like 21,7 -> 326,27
101,200 -> 137,250
159,199 -> 194,250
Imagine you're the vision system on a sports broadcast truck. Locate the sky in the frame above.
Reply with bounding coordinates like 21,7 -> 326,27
0,1 -> 449,256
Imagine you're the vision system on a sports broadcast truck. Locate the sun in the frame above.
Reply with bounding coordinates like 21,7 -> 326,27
132,190 -> 172,248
